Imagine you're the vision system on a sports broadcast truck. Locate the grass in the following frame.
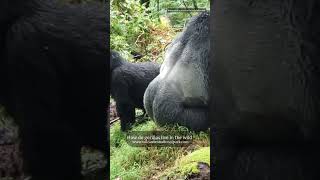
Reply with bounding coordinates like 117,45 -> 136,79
151,147 -> 210,180
178,147 -> 210,172
110,117 -> 210,180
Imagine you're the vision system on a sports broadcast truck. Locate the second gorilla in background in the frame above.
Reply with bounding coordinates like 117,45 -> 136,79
111,51 -> 160,131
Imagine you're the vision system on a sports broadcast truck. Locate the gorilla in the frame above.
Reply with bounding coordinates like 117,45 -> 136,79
111,50 -> 160,131
143,12 -> 210,131
0,0 -> 108,179
211,0 -> 320,179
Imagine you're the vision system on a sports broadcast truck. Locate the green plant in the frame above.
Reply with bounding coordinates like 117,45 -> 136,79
150,0 -> 210,27
111,0 -> 163,61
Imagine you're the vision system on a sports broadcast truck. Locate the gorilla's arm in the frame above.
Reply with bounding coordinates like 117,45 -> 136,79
116,102 -> 135,131
112,84 -> 136,131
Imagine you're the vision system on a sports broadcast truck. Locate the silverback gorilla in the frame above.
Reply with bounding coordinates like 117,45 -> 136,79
111,50 -> 160,131
211,0 -> 320,179
0,0 -> 108,179
144,12 -> 210,131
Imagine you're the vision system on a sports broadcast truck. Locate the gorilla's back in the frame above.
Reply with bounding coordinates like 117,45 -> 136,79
144,12 -> 210,131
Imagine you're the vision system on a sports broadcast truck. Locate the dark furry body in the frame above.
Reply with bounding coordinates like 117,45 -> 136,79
0,0 -> 108,179
211,0 -> 320,179
111,51 -> 160,131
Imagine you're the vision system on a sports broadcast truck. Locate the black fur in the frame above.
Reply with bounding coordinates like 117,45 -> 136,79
0,0 -> 108,179
143,12 -> 210,131
211,0 -> 320,179
111,50 -> 160,131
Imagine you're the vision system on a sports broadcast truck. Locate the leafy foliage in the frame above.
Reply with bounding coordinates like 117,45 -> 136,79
111,0 -> 173,62
110,0 -> 209,63
150,0 -> 210,27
